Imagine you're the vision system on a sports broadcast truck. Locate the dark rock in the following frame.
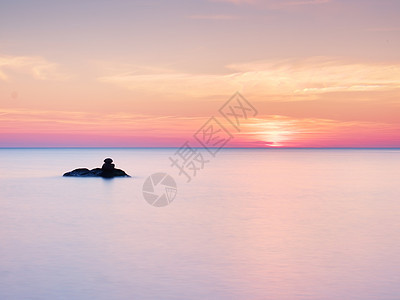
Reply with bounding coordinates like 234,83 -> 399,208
63,158 -> 130,178
102,158 -> 115,172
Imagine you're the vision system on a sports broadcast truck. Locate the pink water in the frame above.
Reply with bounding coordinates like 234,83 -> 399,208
1,148 -> 399,299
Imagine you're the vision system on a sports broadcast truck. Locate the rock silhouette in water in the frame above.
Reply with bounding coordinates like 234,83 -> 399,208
63,158 -> 130,178
101,158 -> 117,178
102,158 -> 115,171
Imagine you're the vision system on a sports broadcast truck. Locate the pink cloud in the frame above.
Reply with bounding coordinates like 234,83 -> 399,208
209,0 -> 331,8
187,14 -> 241,20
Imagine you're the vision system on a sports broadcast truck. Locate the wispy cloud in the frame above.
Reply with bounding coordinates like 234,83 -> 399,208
283,0 -> 330,6
209,0 -> 331,8
0,54 -> 70,81
228,58 -> 400,95
98,57 -> 400,98
210,0 -> 256,4
0,108 -> 203,135
367,27 -> 400,32
187,14 -> 241,20
2,108 -> 399,147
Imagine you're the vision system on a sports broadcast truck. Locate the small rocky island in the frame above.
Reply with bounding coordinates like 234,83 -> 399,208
63,158 -> 130,178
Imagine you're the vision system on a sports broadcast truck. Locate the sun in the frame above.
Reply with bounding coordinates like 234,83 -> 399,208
262,130 -> 293,147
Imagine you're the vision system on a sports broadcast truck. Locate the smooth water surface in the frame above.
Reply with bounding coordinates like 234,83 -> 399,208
1,148 -> 400,299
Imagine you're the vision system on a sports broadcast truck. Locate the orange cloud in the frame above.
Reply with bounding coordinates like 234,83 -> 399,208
98,57 -> 400,99
1,108 -> 399,147
0,54 -> 70,81
0,108 -> 204,146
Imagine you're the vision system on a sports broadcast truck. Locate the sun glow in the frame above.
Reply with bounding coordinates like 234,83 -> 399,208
262,130 -> 293,147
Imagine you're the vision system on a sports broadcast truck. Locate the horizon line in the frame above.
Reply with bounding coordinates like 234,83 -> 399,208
1,147 -> 400,150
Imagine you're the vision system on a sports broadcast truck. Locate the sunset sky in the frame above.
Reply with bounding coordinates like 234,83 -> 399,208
1,0 -> 399,147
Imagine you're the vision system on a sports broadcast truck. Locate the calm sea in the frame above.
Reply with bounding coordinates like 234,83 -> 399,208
1,148 -> 399,300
